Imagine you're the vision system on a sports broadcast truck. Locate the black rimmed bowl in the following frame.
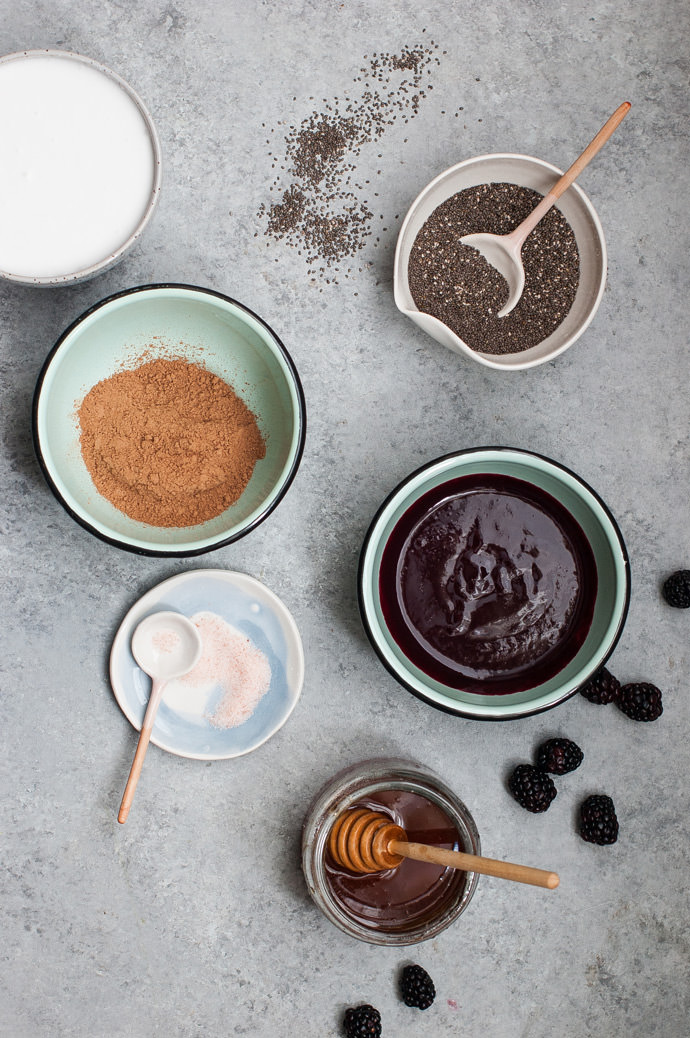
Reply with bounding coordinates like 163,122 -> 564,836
358,448 -> 630,720
33,284 -> 306,555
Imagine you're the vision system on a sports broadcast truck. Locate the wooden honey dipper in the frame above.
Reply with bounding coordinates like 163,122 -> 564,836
329,809 -> 559,890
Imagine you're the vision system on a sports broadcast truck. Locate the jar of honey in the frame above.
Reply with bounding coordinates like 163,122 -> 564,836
302,758 -> 480,945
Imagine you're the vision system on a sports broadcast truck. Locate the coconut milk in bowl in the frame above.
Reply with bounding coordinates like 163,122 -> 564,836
0,50 -> 161,285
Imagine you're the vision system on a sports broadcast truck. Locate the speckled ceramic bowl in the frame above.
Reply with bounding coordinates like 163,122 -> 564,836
33,284 -> 306,555
0,49 -> 161,286
359,448 -> 630,720
393,153 -> 607,370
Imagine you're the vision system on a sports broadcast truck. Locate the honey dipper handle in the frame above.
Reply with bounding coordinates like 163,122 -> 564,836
390,841 -> 559,890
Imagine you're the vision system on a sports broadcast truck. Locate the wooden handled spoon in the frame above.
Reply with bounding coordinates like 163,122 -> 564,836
329,808 -> 559,890
460,101 -> 631,317
118,611 -> 202,824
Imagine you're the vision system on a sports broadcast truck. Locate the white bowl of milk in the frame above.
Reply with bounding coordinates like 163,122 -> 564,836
0,50 -> 161,286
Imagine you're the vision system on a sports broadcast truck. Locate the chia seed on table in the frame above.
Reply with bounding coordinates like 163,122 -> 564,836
407,183 -> 580,355
258,40 -> 446,281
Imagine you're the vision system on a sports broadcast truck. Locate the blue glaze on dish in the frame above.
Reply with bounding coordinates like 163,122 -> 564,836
110,569 -> 304,759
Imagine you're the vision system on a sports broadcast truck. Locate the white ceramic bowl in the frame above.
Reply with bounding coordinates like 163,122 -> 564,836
394,154 -> 607,370
0,50 -> 161,286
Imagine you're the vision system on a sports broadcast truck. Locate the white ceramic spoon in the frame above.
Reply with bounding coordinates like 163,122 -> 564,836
460,102 -> 631,318
118,611 -> 202,823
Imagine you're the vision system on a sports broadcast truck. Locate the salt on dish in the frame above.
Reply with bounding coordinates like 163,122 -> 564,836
151,629 -> 181,654
163,611 -> 271,729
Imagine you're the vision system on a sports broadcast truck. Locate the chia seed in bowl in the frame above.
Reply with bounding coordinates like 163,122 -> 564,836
393,153 -> 607,371
407,182 -> 580,355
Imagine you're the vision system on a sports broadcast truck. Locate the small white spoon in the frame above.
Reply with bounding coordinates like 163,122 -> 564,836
118,611 -> 202,824
460,102 -> 631,318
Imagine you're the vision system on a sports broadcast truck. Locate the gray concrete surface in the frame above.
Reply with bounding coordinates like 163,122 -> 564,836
1,1 -> 689,1035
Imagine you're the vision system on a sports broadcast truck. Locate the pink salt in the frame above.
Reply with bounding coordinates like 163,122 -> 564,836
183,611 -> 271,729
152,629 -> 181,653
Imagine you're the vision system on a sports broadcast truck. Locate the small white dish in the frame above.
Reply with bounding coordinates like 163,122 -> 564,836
110,570 -> 304,760
393,153 -> 607,370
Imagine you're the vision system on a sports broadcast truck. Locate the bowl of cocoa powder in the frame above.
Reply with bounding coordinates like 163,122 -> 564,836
33,284 -> 306,555
394,154 -> 607,370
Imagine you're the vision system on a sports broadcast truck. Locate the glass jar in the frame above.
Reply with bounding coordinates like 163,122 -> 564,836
301,758 -> 480,946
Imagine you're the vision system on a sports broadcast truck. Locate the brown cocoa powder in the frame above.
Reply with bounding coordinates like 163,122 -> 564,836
78,358 -> 266,528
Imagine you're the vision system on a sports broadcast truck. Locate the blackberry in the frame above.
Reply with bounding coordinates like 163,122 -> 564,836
535,738 -> 584,775
343,1005 -> 381,1038
400,964 -> 435,1010
579,794 -> 619,844
616,682 -> 663,722
579,666 -> 620,705
662,570 -> 690,609
508,764 -> 557,812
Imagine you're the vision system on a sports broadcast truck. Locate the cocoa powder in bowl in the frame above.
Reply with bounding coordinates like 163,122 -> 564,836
78,358 -> 266,527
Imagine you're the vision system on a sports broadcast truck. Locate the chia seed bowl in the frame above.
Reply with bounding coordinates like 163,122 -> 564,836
393,154 -> 607,370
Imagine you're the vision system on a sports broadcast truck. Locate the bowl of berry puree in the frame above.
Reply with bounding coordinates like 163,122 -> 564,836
359,448 -> 630,720
302,759 -> 480,945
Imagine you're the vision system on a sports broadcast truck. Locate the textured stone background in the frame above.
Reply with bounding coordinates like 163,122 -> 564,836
1,2 -> 689,1035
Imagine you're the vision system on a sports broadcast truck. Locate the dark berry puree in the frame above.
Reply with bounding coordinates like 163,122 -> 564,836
325,789 -> 465,932
379,474 -> 597,694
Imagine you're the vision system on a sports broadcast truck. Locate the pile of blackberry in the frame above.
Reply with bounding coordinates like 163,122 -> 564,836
506,594 -> 674,846
343,963 -> 436,1034
507,736 -> 621,843
508,737 -> 583,813
579,667 -> 663,722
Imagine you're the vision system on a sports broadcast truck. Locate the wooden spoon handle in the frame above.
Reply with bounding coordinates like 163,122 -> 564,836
390,840 -> 559,890
513,101 -> 631,246
550,101 -> 631,201
118,725 -> 153,823
117,678 -> 166,824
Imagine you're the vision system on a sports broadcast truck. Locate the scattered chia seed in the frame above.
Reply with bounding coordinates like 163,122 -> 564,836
258,41 -> 442,282
408,183 -> 580,354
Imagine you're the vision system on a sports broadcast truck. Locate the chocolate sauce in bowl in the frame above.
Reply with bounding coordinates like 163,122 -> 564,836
379,474 -> 597,694
325,789 -> 465,931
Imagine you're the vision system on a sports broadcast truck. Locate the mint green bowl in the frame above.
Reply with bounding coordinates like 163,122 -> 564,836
358,448 -> 630,720
33,285 -> 306,555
